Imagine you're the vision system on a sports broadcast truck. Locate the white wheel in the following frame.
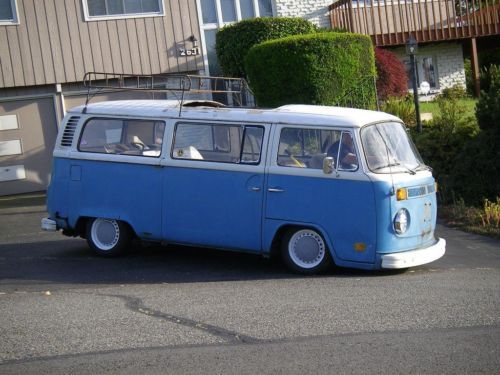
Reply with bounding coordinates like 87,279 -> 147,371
86,218 -> 131,256
282,228 -> 331,274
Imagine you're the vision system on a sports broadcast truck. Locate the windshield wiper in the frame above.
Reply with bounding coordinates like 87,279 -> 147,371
408,164 -> 432,174
372,162 -> 401,171
373,161 -> 416,175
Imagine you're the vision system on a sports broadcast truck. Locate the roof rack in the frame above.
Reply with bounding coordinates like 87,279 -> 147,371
82,72 -> 254,115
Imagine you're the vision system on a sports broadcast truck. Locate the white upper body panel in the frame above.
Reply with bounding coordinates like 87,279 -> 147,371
68,100 -> 401,128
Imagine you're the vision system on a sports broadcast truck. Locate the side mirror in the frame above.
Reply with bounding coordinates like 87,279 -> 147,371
323,156 -> 335,175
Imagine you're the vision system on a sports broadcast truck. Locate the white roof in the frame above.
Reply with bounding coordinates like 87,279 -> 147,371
69,100 -> 401,128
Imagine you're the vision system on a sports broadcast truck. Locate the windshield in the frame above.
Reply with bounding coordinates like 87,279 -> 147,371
361,122 -> 425,174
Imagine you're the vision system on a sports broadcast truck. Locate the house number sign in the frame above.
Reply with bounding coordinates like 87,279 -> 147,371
179,47 -> 201,56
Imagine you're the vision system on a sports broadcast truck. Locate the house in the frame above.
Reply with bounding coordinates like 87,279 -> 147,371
271,0 -> 499,95
2,0 -> 496,196
0,0 -> 278,196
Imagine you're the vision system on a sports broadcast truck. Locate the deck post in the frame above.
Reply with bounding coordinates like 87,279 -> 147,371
470,37 -> 481,97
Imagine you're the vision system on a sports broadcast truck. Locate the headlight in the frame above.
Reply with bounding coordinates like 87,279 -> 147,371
394,208 -> 410,234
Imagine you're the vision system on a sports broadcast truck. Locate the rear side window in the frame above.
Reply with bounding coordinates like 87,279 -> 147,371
78,118 -> 165,157
172,123 -> 264,164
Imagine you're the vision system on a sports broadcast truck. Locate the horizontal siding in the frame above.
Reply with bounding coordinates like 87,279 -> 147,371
0,0 -> 203,89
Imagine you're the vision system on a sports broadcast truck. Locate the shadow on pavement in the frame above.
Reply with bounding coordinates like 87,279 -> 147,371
0,236 -> 406,288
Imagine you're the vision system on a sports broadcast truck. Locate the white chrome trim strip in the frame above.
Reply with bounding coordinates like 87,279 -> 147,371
381,238 -> 446,269
163,158 -> 265,173
52,151 -> 162,166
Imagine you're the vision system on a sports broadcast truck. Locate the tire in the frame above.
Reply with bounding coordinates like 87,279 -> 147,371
281,228 -> 331,274
86,218 -> 131,257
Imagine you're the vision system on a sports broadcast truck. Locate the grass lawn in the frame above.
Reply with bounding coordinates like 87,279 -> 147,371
420,98 -> 477,118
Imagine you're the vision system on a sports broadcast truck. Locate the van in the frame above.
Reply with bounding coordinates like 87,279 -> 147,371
42,89 -> 445,274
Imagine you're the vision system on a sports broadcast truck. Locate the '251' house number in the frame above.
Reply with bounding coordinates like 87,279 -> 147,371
179,47 -> 201,56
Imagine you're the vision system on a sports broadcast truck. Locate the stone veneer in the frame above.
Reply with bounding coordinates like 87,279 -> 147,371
274,0 -> 332,28
390,43 -> 466,91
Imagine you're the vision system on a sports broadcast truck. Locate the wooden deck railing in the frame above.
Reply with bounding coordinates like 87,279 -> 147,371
329,0 -> 500,46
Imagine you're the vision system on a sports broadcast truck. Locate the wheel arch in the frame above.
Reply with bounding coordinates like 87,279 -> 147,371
269,222 -> 338,265
73,216 -> 137,239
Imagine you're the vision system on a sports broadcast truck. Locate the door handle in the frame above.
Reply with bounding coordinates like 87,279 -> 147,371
250,187 -> 261,192
268,188 -> 284,193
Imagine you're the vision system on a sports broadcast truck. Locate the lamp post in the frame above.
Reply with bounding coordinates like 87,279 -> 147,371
406,35 -> 422,133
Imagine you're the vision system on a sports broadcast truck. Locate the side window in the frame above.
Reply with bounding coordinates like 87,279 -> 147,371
242,127 -> 264,163
278,128 -> 341,169
78,118 -> 165,157
172,123 -> 264,164
335,132 -> 358,171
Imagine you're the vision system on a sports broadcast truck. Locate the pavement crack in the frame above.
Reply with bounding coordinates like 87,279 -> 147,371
101,294 -> 260,344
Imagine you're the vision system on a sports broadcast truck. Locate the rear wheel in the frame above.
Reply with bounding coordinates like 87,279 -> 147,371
281,228 -> 331,274
86,218 -> 131,257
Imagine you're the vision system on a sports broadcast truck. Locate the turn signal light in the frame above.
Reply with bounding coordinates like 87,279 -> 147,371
396,188 -> 407,201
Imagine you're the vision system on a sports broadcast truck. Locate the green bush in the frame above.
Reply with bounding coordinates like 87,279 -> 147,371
464,58 -> 474,96
449,65 -> 500,204
245,32 -> 376,108
215,17 -> 317,78
448,130 -> 500,205
412,98 -> 479,202
476,65 -> 500,132
381,96 -> 416,127
437,84 -> 468,100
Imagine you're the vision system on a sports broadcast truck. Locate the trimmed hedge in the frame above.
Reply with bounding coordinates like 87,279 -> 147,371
244,32 -> 376,108
215,17 -> 317,78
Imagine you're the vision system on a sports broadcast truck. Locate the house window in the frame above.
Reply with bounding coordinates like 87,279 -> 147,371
83,0 -> 164,21
419,57 -> 437,88
404,56 -> 438,90
198,0 -> 274,75
0,0 -> 19,25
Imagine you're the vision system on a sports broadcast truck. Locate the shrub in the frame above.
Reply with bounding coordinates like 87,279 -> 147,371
381,96 -> 416,127
464,58 -> 474,96
449,65 -> 500,204
216,17 -> 317,78
476,65 -> 500,132
374,48 -> 408,101
412,97 -> 479,202
437,84 -> 468,100
448,129 -> 500,205
245,32 -> 376,108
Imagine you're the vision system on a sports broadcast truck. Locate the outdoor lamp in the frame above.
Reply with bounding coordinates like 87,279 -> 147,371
406,35 -> 418,55
406,35 -> 422,133
189,35 -> 198,48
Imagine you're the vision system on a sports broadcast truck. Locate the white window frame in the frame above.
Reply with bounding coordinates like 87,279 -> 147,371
196,0 -> 276,76
82,0 -> 165,22
0,0 -> 19,25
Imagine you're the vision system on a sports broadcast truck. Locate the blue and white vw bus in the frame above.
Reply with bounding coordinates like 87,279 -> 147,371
42,100 -> 445,274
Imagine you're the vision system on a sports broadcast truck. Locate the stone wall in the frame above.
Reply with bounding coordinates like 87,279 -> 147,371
274,0 -> 331,29
390,43 -> 466,92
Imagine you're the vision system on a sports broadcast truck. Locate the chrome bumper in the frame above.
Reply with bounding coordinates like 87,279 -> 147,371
381,238 -> 446,269
41,218 -> 57,232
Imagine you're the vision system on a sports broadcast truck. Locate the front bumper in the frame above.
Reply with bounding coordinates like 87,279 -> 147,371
381,238 -> 446,269
41,218 -> 57,232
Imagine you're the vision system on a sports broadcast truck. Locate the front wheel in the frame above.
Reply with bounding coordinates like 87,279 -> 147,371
86,218 -> 131,257
281,228 -> 331,274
